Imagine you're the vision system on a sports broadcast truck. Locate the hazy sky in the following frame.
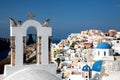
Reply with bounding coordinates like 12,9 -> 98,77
0,0 -> 120,39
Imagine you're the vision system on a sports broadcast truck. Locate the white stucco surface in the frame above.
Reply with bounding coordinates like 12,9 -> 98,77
69,75 -> 83,80
102,71 -> 120,80
4,68 -> 60,80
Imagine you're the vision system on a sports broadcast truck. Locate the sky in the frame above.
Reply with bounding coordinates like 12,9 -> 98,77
0,0 -> 120,39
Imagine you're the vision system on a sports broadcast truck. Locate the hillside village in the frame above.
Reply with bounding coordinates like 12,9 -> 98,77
51,29 -> 120,80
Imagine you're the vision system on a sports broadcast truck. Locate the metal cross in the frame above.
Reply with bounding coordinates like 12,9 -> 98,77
27,12 -> 35,19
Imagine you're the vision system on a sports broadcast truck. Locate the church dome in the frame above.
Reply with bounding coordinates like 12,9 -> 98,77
96,42 -> 111,49
92,60 -> 103,72
82,64 -> 91,71
4,68 -> 60,80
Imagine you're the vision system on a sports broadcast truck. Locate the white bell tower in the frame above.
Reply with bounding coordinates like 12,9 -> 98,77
1,14 -> 57,80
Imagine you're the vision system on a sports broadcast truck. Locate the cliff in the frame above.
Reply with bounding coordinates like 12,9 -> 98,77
0,43 -> 36,74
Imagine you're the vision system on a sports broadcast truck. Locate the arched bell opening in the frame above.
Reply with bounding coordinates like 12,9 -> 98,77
23,26 -> 37,64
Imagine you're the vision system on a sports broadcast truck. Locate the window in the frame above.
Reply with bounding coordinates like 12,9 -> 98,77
85,76 -> 88,78
117,41 -> 119,43
98,51 -> 100,56
104,51 -> 106,56
24,26 -> 37,64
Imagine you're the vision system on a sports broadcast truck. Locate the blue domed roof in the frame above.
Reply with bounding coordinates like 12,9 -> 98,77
82,64 -> 91,71
96,42 -> 111,49
92,60 -> 103,72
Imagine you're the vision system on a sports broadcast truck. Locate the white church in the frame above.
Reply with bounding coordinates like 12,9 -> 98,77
81,41 -> 120,80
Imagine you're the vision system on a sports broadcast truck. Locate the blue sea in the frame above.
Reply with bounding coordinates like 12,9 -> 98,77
0,49 -> 10,60
52,39 -> 61,44
26,36 -> 61,44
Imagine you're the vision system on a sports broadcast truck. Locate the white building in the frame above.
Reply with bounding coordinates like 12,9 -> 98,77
94,42 -> 114,61
82,64 -> 91,80
111,40 -> 120,55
